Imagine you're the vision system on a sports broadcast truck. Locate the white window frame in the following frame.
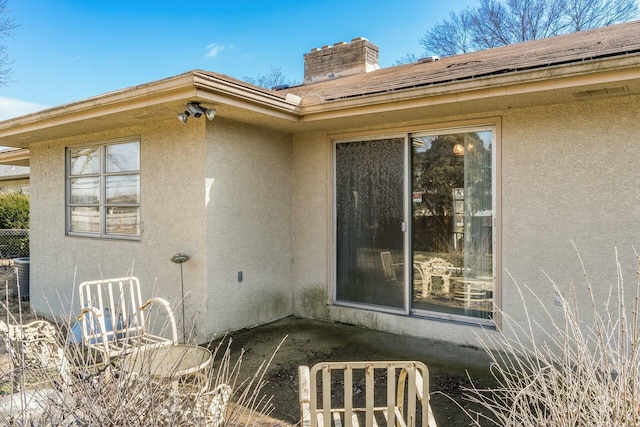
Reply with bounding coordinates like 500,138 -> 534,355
65,137 -> 141,240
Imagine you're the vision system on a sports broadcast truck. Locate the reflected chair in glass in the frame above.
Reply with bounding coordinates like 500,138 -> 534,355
452,279 -> 492,308
380,251 -> 403,282
414,257 -> 454,298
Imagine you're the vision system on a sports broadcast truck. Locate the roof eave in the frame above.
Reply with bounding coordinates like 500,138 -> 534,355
0,72 -> 196,129
0,71 -> 302,146
192,71 -> 302,116
0,148 -> 30,166
0,51 -> 637,145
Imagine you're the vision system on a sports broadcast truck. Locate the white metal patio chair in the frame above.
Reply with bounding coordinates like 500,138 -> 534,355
76,276 -> 178,364
299,360 -> 437,427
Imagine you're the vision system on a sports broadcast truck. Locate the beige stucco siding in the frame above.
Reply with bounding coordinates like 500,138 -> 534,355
292,93 -> 640,347
29,118 -> 208,340
292,132 -> 330,319
204,118 -> 294,337
500,94 -> 640,331
25,87 -> 640,348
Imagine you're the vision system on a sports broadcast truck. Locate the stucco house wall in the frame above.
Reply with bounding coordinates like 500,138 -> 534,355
204,118 -> 294,337
29,118 -> 209,337
27,114 -> 295,342
0,165 -> 29,193
500,93 -> 640,336
291,93 -> 640,346
292,131 -> 330,319
0,177 -> 29,193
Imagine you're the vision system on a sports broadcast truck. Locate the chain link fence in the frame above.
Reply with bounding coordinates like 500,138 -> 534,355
0,229 -> 29,261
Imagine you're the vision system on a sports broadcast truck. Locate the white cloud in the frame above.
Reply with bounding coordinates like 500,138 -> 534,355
0,97 -> 49,121
206,43 -> 224,58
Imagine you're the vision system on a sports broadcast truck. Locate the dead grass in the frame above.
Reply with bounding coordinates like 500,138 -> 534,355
0,267 -> 35,325
463,246 -> 640,426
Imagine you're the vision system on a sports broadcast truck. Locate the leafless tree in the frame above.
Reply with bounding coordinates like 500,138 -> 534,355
419,11 -> 475,55
243,66 -> 298,89
419,0 -> 638,56
470,0 -> 565,46
564,0 -> 639,30
0,0 -> 18,86
392,53 -> 421,66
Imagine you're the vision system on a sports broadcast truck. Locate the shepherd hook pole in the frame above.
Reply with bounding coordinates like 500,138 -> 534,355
171,253 -> 191,343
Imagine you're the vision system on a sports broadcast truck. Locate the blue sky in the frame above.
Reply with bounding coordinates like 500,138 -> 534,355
0,0 -> 477,120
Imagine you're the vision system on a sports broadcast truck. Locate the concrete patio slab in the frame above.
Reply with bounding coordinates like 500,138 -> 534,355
212,316 -> 495,426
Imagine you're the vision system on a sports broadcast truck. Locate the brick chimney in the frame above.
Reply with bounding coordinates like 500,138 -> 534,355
303,37 -> 379,85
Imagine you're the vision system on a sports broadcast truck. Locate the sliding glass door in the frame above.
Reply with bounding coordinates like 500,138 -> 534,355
333,126 -> 496,323
411,128 -> 494,320
334,138 -> 407,310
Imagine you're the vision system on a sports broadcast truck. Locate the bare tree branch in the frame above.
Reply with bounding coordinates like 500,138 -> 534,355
420,10 -> 475,56
242,66 -> 298,89
471,0 -> 513,47
0,0 -> 18,86
415,0 -> 638,59
392,53 -> 421,66
564,0 -> 638,30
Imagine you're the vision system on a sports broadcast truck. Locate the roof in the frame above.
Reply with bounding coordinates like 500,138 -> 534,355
287,20 -> 640,102
0,20 -> 639,147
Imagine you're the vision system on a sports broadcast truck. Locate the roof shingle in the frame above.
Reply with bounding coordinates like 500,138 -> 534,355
286,20 -> 640,101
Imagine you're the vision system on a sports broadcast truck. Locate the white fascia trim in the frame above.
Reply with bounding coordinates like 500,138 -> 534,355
0,72 -> 303,137
193,72 -> 302,113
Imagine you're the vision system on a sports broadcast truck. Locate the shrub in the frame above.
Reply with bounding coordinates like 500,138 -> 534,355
463,248 -> 640,426
0,299 -> 281,426
0,192 -> 29,230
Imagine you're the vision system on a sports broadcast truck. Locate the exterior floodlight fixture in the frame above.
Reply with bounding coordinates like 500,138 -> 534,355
204,108 -> 216,120
177,102 -> 216,123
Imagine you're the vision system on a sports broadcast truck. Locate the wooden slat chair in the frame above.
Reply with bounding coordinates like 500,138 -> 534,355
299,361 -> 437,427
77,276 -> 178,364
